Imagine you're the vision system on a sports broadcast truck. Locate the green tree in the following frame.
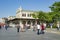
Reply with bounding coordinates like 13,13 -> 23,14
32,11 -> 50,23
32,12 -> 39,24
38,11 -> 46,22
49,1 -> 60,22
49,1 -> 60,12
49,1 -> 60,28
32,12 -> 38,19
45,12 -> 53,23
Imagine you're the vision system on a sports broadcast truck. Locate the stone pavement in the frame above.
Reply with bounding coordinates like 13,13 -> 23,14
46,28 -> 60,34
0,28 -> 60,40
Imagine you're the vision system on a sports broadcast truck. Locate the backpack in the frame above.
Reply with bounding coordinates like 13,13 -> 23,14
41,24 -> 44,30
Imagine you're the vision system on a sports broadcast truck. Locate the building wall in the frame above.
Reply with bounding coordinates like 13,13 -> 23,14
16,11 -> 34,18
8,16 -> 16,20
0,18 -> 7,26
0,18 -> 5,23
8,7 -> 39,28
16,7 -> 34,19
15,7 -> 38,29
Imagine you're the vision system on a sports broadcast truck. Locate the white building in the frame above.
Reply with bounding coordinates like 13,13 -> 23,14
0,18 -> 7,24
0,18 -> 8,26
8,6 -> 40,28
8,16 -> 16,20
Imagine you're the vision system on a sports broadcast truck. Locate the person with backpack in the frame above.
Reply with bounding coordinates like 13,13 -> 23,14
40,23 -> 45,34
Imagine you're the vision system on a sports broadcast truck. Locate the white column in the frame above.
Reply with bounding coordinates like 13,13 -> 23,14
26,21 -> 27,25
35,21 -> 37,25
19,20 -> 22,25
30,22 -> 33,29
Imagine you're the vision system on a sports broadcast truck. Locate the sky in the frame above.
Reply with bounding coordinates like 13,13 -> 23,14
0,0 -> 60,18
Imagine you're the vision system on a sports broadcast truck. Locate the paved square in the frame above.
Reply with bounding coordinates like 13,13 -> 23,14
0,28 -> 60,40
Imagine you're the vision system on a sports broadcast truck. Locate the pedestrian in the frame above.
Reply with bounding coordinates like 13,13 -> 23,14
16,24 -> 20,32
50,23 -> 53,29
5,24 -> 8,30
23,24 -> 26,32
40,23 -> 45,34
33,25 -> 36,31
57,23 -> 59,30
37,24 -> 40,35
43,23 -> 46,30
20,24 -> 24,32
0,25 -> 1,29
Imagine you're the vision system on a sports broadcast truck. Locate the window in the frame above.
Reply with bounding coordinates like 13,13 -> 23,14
27,14 -> 31,17
22,14 -> 26,17
27,21 -> 31,24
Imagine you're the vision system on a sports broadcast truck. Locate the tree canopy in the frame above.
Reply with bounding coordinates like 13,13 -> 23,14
49,1 -> 60,12
32,1 -> 60,23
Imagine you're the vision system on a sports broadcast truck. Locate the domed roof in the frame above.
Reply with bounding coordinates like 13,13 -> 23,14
19,6 -> 22,11
16,6 -> 23,13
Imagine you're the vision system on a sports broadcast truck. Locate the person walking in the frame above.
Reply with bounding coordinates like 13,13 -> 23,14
0,25 -> 1,29
43,23 -> 46,30
33,25 -> 36,31
57,23 -> 59,30
5,24 -> 8,30
40,23 -> 45,34
16,24 -> 20,32
37,24 -> 40,35
50,23 -> 53,29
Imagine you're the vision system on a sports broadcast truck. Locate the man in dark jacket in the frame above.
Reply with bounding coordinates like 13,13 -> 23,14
16,24 -> 20,32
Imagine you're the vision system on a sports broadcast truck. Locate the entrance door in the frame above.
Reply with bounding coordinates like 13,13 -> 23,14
27,21 -> 31,29
22,21 -> 26,24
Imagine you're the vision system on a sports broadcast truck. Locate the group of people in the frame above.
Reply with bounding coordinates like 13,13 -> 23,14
9,23 -> 46,34
15,23 -> 45,34
0,24 -> 9,30
36,23 -> 45,35
1,22 -> 60,35
16,24 -> 29,32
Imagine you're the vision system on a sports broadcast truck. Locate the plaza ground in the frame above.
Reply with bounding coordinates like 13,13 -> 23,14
0,28 -> 60,40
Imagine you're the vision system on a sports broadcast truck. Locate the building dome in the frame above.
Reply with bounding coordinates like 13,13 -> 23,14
19,6 -> 22,11
16,6 -> 23,13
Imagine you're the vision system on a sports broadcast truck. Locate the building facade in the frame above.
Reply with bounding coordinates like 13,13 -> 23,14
8,7 -> 40,28
15,7 -> 35,28
0,18 -> 8,26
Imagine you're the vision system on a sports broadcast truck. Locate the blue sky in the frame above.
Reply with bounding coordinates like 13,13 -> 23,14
0,0 -> 60,18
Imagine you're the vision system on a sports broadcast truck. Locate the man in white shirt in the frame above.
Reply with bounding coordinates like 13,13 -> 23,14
37,24 -> 41,35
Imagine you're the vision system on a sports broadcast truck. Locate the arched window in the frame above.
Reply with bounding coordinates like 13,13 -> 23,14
27,21 -> 31,24
22,13 -> 26,17
22,21 -> 26,24
27,14 -> 31,17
